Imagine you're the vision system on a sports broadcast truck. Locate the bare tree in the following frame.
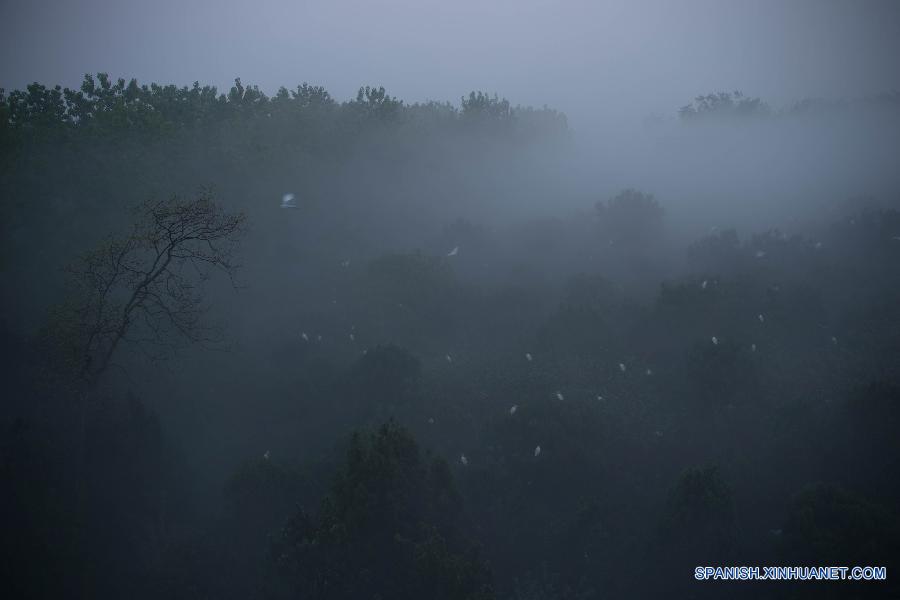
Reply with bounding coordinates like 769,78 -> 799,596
49,189 -> 247,387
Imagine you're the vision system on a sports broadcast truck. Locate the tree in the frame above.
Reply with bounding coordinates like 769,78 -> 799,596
272,422 -> 494,600
595,188 -> 664,249
47,189 -> 247,387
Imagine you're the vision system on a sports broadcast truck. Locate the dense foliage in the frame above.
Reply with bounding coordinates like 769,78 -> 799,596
2,75 -> 899,599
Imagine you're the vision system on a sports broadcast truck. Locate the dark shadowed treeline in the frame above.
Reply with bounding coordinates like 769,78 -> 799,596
1,75 -> 899,600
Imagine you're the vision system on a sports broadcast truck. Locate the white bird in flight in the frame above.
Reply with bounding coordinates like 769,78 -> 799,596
534,445 -> 542,457
509,404 -> 518,415
263,450 -> 270,460
758,314 -> 765,323
751,343 -> 757,352
711,336 -> 719,345
618,363 -> 626,372
280,193 -> 297,208
755,250 -> 766,258
460,454 -> 468,466
301,332 -> 309,341
447,246 -> 459,257
446,354 -> 453,363
555,391 -> 564,401
349,333 -> 355,342
646,368 -> 653,376
701,279 -> 708,290
525,353 -> 533,362
341,259 -> 351,268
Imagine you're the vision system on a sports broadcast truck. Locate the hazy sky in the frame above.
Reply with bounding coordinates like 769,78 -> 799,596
2,0 -> 899,128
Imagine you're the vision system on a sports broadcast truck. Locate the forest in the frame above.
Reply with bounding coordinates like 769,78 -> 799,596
1,73 -> 899,600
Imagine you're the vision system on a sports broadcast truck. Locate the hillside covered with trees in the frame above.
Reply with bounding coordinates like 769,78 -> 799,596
2,74 -> 899,600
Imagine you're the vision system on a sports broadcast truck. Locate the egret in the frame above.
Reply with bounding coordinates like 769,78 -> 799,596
534,445 -> 542,457
447,246 -> 459,257
509,405 -> 518,415
280,193 -> 297,208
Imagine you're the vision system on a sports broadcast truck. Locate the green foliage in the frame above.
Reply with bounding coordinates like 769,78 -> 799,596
0,74 -> 566,144
595,189 -> 664,248
272,422 -> 494,599
678,91 -> 770,120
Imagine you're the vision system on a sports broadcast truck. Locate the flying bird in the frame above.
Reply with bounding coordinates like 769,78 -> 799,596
618,363 -> 626,372
555,391 -> 564,401
755,250 -> 766,258
758,314 -> 765,323
509,404 -> 518,415
459,454 -> 468,466
701,280 -> 708,290
711,336 -> 719,345
263,450 -> 270,460
301,332 -> 309,341
280,193 -> 297,208
447,246 -> 459,257
751,343 -> 757,352
534,445 -> 542,457
525,353 -> 533,362
646,368 -> 653,376
446,354 -> 453,363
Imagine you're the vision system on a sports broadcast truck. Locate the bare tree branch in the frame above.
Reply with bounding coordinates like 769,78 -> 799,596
48,188 -> 247,387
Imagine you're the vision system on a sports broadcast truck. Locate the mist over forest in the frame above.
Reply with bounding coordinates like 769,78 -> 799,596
2,3 -> 900,599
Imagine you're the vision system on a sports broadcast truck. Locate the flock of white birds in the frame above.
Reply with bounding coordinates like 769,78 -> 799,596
280,193 -> 846,468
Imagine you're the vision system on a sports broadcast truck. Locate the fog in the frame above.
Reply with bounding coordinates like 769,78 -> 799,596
2,2 -> 900,599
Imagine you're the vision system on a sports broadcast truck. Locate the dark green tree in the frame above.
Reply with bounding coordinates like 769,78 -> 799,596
272,422 -> 494,600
